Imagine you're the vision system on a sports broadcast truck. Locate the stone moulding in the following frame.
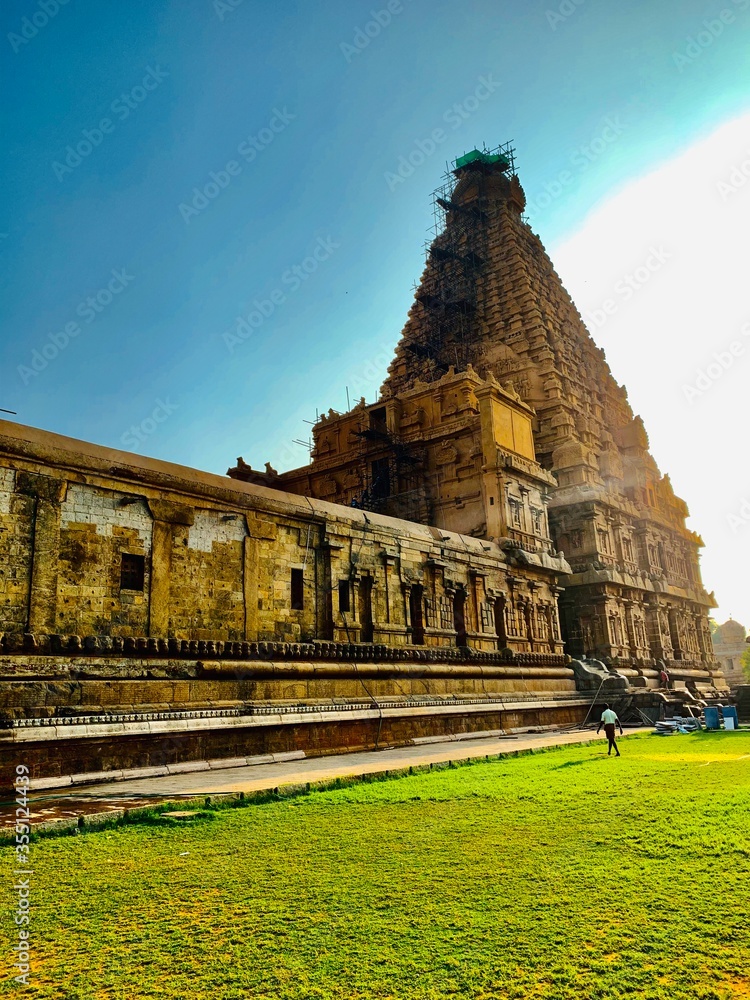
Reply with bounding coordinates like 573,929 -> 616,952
5,695 -> 592,741
0,632 -> 567,667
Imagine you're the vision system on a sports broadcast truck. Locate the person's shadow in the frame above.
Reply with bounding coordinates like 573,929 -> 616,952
552,758 -> 604,769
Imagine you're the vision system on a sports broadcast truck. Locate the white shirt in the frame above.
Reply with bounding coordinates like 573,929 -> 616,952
601,709 -> 618,725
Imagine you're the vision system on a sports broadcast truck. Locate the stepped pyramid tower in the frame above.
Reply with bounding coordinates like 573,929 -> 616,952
230,145 -> 717,674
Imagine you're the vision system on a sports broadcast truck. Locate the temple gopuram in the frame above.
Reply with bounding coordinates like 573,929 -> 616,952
230,146 -> 718,680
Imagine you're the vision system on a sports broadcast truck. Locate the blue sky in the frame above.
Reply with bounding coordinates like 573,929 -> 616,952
2,0 -> 749,622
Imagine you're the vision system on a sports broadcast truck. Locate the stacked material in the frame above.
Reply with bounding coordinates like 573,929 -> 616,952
654,717 -> 703,735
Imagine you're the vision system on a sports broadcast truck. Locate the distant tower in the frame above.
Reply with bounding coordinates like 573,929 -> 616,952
711,618 -> 747,691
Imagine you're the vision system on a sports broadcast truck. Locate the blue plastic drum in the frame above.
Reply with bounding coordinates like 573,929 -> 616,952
704,706 -> 720,730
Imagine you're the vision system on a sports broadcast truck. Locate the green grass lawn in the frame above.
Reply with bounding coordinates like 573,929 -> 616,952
3,733 -> 750,999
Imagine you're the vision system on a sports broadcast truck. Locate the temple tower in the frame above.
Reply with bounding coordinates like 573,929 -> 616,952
230,146 -> 716,673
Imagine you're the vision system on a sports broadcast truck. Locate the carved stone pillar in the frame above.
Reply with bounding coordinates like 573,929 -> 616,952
536,603 -> 549,643
146,500 -> 195,638
15,472 -> 67,634
356,573 -> 374,642
696,613 -> 711,663
590,595 -> 612,655
380,551 -> 396,625
646,598 -> 671,660
548,585 -> 564,652
667,606 -> 683,661
469,571 -> 481,636
243,515 -> 278,641
316,535 -> 333,641
523,599 -> 534,643
684,612 -> 700,660
404,582 -> 425,645
545,600 -> 564,653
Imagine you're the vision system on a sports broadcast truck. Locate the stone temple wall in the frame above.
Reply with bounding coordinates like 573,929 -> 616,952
0,420 -> 570,653
0,418 -> 729,790
0,418 -> 591,788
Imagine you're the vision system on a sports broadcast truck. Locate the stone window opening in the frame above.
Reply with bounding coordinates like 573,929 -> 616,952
409,585 -> 425,645
506,602 -> 518,636
291,568 -> 304,610
370,458 -> 391,499
358,575 -> 374,642
369,407 -> 387,435
494,595 -> 508,647
453,589 -> 468,647
120,553 -> 145,592
338,579 -> 350,613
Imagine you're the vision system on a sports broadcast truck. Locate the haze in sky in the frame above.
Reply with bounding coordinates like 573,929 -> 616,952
1,0 -> 748,625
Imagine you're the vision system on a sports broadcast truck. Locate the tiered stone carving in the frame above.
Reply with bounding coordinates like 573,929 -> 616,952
233,150 -> 717,673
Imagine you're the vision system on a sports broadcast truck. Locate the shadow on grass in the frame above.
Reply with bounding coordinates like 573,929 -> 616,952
552,757 -> 606,769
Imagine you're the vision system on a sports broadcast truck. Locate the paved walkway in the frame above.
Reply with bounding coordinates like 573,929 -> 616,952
12,727 -> 649,832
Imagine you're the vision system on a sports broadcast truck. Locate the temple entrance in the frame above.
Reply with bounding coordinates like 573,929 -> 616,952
453,589 -> 468,647
358,576 -> 374,643
409,585 -> 425,645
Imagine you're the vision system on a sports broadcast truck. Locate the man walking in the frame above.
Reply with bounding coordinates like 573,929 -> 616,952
597,703 -> 624,757
659,663 -> 671,690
